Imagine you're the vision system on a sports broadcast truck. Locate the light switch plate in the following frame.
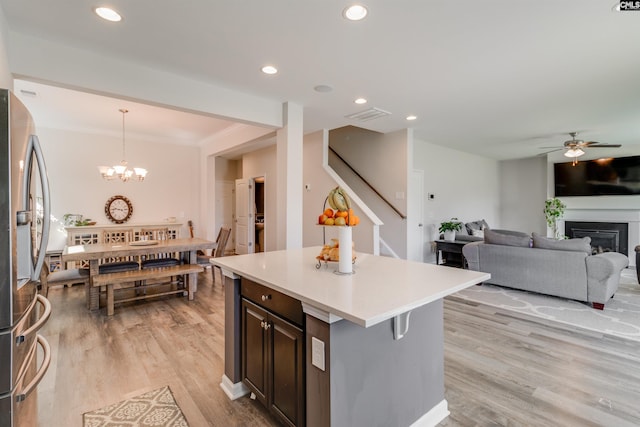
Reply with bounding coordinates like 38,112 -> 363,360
311,337 -> 325,371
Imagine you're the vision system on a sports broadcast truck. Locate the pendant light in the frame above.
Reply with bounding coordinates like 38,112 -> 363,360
98,108 -> 148,182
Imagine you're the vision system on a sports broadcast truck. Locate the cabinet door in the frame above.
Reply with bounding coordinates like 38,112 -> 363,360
270,313 -> 305,427
241,299 -> 268,405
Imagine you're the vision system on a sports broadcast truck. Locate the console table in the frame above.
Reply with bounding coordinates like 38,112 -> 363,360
435,239 -> 468,268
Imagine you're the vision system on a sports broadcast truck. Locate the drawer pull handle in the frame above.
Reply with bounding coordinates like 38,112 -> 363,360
261,294 -> 271,301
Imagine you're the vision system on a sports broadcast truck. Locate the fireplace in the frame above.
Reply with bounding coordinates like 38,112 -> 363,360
564,221 -> 628,255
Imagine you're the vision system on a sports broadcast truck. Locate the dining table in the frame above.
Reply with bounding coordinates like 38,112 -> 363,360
61,237 -> 216,311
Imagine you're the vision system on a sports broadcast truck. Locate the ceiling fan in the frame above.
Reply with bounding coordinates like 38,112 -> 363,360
540,132 -> 622,165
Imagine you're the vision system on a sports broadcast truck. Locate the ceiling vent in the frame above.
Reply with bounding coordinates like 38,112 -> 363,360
345,107 -> 391,122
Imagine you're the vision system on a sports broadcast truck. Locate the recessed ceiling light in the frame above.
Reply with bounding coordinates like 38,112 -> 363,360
314,85 -> 333,93
95,7 -> 122,22
406,115 -> 417,121
261,65 -> 278,75
343,5 -> 368,21
354,98 -> 367,104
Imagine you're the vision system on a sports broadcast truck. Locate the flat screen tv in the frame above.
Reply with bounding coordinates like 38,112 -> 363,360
554,155 -> 640,196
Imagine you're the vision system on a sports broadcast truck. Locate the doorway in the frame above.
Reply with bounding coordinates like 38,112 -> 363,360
235,175 -> 266,254
254,177 -> 265,253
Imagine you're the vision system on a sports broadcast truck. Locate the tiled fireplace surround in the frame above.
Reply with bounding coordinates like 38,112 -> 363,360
559,209 -> 640,268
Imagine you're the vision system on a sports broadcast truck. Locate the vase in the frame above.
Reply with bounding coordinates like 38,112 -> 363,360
443,230 -> 456,241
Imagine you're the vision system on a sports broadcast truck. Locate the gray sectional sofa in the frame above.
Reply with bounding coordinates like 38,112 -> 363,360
462,229 -> 629,309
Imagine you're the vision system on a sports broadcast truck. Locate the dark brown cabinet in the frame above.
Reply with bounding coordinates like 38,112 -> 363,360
241,279 -> 305,427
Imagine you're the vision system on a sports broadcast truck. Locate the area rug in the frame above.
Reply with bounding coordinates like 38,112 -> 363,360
83,386 -> 189,427
451,268 -> 640,342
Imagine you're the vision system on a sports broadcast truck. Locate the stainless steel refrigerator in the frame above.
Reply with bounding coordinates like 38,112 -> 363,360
0,89 -> 52,426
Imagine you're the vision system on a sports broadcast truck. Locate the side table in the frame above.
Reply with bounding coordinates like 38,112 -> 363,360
435,240 -> 468,268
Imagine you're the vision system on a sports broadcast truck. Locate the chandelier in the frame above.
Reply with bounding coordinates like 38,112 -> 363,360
98,108 -> 148,182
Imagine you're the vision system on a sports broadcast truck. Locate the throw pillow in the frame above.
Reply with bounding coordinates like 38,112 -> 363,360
532,232 -> 592,254
472,229 -> 485,238
484,229 -> 531,247
465,219 -> 490,235
465,221 -> 481,235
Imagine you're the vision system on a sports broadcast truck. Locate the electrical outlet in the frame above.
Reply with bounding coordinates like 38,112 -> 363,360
311,337 -> 325,371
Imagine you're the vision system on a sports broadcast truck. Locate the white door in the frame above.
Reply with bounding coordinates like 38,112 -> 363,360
235,178 -> 255,254
407,169 -> 425,262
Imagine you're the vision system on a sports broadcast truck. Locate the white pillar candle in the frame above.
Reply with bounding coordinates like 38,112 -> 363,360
338,226 -> 352,274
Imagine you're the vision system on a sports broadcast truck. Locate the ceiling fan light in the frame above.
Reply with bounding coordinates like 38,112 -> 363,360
564,148 -> 585,158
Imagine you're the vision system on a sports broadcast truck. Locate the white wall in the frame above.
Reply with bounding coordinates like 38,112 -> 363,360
0,7 -> 12,89
303,130 -> 374,254
500,156 -> 547,235
242,145 -> 278,252
37,127 -> 200,250
414,139 -> 500,262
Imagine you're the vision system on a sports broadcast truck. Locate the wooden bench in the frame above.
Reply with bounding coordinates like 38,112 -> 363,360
92,264 -> 204,315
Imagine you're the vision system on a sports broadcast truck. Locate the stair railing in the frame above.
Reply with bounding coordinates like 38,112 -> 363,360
329,146 -> 406,219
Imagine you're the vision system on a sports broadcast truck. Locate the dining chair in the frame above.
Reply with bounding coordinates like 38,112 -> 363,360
40,261 -> 91,306
197,226 -> 231,283
139,227 -> 181,269
100,229 -> 139,273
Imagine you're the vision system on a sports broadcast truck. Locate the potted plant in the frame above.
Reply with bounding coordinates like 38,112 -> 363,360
544,198 -> 566,239
439,218 -> 463,241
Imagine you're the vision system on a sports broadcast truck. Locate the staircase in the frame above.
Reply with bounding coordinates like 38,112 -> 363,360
325,128 -> 408,258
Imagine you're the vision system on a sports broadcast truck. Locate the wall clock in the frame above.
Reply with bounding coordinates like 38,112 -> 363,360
105,195 -> 133,224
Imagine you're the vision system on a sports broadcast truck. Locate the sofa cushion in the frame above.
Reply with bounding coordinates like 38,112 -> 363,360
532,232 -> 592,254
484,229 -> 531,247
454,233 -> 483,242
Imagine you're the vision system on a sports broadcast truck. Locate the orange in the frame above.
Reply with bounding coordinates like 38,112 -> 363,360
324,208 -> 334,218
335,210 -> 348,218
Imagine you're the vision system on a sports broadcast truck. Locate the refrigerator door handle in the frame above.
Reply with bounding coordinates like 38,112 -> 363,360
16,295 -> 51,345
16,335 -> 51,402
27,135 -> 51,281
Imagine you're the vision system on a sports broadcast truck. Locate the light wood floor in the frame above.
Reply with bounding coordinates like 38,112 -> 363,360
38,270 -> 279,426
38,272 -> 640,426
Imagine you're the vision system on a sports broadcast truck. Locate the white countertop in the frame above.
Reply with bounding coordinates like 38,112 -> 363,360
212,247 -> 490,328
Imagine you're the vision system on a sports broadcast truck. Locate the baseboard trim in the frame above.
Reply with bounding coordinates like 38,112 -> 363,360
220,374 -> 249,400
410,399 -> 450,427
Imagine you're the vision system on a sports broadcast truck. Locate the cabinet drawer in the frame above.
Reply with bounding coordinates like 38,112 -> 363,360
241,278 -> 303,327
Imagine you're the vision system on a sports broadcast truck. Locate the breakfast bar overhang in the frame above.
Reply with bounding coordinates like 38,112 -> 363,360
213,247 -> 490,427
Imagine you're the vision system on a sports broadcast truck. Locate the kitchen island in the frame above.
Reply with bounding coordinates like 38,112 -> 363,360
212,247 -> 489,427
